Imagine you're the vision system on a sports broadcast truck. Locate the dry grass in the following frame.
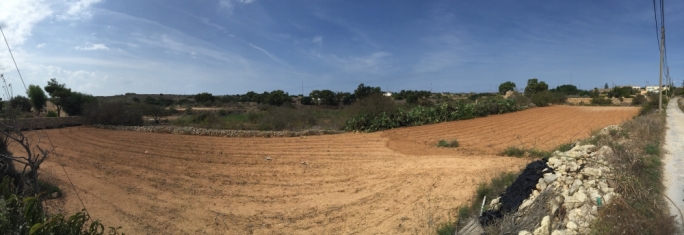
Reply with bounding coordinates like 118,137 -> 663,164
586,112 -> 677,235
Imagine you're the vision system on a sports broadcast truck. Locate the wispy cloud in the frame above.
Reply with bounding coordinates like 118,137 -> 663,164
56,0 -> 102,21
218,0 -> 256,13
75,43 -> 109,51
312,36 -> 323,44
36,43 -> 46,48
248,43 -> 288,66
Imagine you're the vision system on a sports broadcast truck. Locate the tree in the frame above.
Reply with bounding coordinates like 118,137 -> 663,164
604,83 -> 609,89
498,81 -> 516,95
524,78 -> 549,97
63,92 -> 97,116
9,96 -> 31,112
550,84 -> 579,95
27,85 -> 48,114
194,92 -> 215,104
264,90 -> 292,106
319,90 -> 339,106
353,83 -> 381,101
137,103 -> 169,124
44,78 -> 71,117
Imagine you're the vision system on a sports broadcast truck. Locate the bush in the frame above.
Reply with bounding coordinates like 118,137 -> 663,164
344,98 -> 523,132
0,176 -> 123,235
590,97 -> 613,106
631,94 -> 647,106
83,102 -> 143,126
437,139 -> 459,148
46,110 -> 58,117
9,96 -> 31,112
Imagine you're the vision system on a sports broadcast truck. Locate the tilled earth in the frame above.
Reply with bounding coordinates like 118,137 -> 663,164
15,105 -> 638,234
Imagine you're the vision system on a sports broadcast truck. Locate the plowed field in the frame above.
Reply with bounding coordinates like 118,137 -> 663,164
16,105 -> 638,235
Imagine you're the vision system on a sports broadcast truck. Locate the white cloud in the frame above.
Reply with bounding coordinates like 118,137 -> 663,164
218,0 -> 256,13
56,0 -> 102,21
0,0 -> 53,46
36,43 -> 46,48
312,36 -> 323,44
75,43 -> 109,51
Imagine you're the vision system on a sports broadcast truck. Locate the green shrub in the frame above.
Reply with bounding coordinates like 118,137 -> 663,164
46,111 -> 58,117
83,102 -> 143,126
501,146 -> 526,157
0,176 -> 123,235
344,98 -> 523,132
631,94 -> 647,106
557,142 -> 574,152
590,97 -> 613,106
437,139 -> 459,148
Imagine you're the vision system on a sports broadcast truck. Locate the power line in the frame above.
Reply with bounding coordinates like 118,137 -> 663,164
0,26 -> 28,92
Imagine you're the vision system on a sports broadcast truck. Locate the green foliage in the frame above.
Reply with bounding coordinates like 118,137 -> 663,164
27,85 -> 48,114
135,103 -> 169,124
631,94 -> 647,106
435,222 -> 456,235
44,78 -> 72,117
0,176 -> 124,235
557,142 -> 574,152
455,172 -> 518,224
550,84 -> 579,95
437,139 -> 459,148
353,83 -> 382,100
310,90 -> 339,106
83,102 -> 143,126
501,146 -> 526,157
607,86 -> 634,98
344,98 -> 523,132
63,92 -> 97,116
524,78 -> 549,97
300,96 -> 313,105
590,97 -> 613,106
644,143 -> 660,155
46,111 -> 58,117
263,90 -> 292,106
10,96 -> 32,113
529,91 -> 565,107
193,92 -> 215,104
394,90 -> 431,104
498,81 -> 516,95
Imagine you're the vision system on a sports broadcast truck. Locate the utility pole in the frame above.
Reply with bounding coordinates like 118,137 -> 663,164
659,26 -> 664,111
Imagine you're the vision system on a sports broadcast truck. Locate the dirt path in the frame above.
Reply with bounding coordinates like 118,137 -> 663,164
11,105 -> 638,235
664,97 -> 684,234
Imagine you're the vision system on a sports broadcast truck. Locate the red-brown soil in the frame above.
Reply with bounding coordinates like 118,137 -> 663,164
14,105 -> 638,234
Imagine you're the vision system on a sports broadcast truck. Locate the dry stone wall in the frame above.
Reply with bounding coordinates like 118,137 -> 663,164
94,125 -> 343,137
486,144 -> 617,235
4,117 -> 84,130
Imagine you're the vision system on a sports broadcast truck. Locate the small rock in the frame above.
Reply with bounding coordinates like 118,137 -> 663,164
566,221 -> 578,230
544,173 -> 558,184
519,231 -> 533,235
519,199 -> 534,210
51,192 -> 60,198
551,230 -> 566,235
265,157 -> 272,161
144,150 -> 149,154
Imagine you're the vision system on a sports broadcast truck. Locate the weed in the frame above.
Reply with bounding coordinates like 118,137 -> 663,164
437,139 -> 459,148
644,143 -> 660,155
501,146 -> 526,157
556,142 -> 574,152
435,222 -> 456,235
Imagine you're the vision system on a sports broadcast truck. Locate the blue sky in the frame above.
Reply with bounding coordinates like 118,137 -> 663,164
0,0 -> 682,96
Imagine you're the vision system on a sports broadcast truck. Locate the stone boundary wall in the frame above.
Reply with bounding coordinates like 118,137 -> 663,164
3,117 -> 84,130
566,97 -> 633,105
94,125 -> 344,137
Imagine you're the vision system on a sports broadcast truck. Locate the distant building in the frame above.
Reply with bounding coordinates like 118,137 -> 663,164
645,86 -> 660,93
631,86 -> 642,90
383,92 -> 392,97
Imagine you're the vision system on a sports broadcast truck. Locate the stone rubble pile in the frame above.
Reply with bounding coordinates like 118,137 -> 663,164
489,144 -> 618,235
94,124 -> 343,137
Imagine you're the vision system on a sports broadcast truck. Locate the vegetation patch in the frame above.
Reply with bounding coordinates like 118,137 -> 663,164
500,146 -> 551,159
437,139 -> 459,148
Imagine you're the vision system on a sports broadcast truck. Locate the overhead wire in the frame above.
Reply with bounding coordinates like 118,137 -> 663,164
0,26 -> 89,213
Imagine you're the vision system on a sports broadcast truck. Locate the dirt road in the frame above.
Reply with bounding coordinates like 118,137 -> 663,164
13,105 -> 638,234
664,97 -> 684,234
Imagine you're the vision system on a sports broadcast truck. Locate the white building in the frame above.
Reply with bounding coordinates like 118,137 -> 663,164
645,86 -> 660,93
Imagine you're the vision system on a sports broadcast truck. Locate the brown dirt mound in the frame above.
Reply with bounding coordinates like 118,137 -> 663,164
14,105 -> 637,234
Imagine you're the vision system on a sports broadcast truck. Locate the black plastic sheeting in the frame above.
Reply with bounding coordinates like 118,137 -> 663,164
479,160 -> 554,226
